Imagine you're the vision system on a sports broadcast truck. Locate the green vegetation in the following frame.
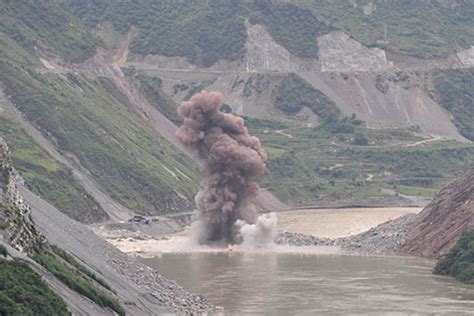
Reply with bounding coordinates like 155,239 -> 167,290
0,259 -> 70,316
34,249 -> 125,315
0,244 -> 8,257
137,75 -> 181,125
295,0 -> 474,59
0,115 -> 108,223
62,0 -> 474,64
433,69 -> 474,141
63,0 -> 248,67
434,229 -> 474,284
274,73 -> 340,123
0,1 -> 98,63
0,1 -> 201,218
61,0 -> 330,65
0,62 -> 200,215
50,245 -> 112,292
246,117 -> 474,205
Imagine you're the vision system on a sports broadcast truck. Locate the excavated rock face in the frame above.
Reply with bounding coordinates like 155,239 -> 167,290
0,137 -> 42,254
400,168 -> 474,258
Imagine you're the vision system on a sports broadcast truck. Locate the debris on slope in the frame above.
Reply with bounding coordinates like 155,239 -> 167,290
22,186 -> 214,315
318,31 -> 393,73
400,168 -> 474,258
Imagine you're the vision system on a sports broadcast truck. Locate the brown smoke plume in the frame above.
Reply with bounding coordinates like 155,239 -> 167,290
176,91 -> 267,244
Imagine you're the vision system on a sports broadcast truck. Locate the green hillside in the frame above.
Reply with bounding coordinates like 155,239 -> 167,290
0,64 -> 200,215
296,0 -> 474,59
0,0 -> 99,63
0,115 -> 108,223
60,0 -> 474,65
0,0 -> 200,219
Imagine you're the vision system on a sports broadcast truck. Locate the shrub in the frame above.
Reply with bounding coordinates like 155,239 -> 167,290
353,133 -> 369,146
434,229 -> 474,284
0,244 -> 8,257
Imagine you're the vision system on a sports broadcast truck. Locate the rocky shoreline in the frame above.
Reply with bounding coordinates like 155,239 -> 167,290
103,211 -> 419,258
276,213 -> 418,255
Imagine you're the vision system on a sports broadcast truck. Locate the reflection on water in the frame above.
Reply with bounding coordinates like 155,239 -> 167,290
141,253 -> 474,315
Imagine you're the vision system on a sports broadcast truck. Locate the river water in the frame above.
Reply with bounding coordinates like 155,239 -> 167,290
141,252 -> 474,315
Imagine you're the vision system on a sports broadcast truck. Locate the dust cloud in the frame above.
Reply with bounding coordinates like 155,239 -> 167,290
176,90 -> 275,245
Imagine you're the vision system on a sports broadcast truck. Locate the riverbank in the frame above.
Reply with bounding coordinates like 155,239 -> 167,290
97,207 -> 422,257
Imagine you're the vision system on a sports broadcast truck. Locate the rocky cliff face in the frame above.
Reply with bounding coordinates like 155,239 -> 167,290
0,137 -> 42,254
401,168 -> 474,258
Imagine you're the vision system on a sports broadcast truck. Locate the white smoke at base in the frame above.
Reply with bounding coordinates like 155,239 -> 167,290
235,213 -> 278,249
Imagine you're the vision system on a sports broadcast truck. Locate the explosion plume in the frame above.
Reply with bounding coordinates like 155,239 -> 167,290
177,91 -> 268,244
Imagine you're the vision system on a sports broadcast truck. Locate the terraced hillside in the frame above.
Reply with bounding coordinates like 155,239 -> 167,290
247,117 -> 474,206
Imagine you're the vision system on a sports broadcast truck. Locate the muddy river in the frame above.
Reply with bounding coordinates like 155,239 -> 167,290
141,252 -> 474,314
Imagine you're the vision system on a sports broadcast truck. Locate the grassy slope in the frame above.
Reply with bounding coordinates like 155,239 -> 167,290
433,68 -> 474,141
137,74 -> 182,125
0,1 -> 108,223
61,0 -> 474,64
434,229 -> 474,284
0,0 -> 99,63
0,115 -> 108,223
0,64 -> 200,215
0,258 -> 70,316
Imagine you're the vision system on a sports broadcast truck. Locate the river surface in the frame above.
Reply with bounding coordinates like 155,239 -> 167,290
141,252 -> 474,315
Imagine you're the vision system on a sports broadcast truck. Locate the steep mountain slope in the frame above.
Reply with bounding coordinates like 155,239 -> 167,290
0,137 -> 213,314
0,0 -> 205,220
0,109 -> 108,223
122,17 -> 468,141
401,167 -> 474,258
59,0 -> 474,142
